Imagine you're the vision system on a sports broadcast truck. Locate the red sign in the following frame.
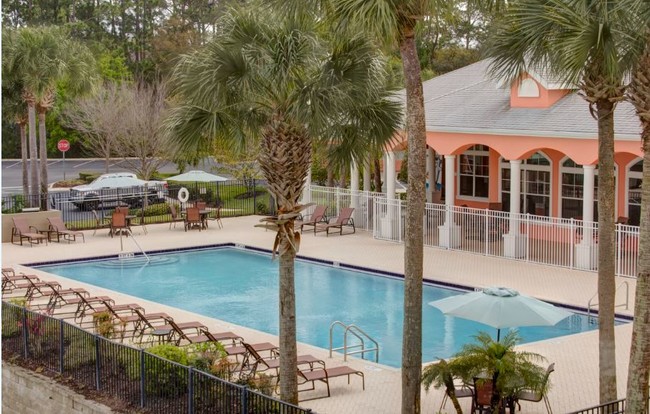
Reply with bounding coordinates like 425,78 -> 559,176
57,139 -> 70,152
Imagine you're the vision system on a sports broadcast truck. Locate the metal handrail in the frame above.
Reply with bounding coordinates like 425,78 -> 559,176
117,228 -> 150,263
587,280 -> 630,320
329,321 -> 379,363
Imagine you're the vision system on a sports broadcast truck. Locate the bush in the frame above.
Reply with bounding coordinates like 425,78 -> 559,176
130,202 -> 169,217
1,195 -> 25,214
256,202 -> 268,215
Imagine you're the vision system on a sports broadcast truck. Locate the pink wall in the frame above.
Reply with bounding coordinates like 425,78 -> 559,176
510,75 -> 571,108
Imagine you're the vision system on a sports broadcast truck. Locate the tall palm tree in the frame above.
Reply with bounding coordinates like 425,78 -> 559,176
625,6 -> 650,409
316,1 -> 445,411
3,26 -> 97,208
165,7 -> 402,403
487,0 -> 635,403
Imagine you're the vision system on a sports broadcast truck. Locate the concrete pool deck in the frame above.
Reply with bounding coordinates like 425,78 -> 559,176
1,215 -> 636,413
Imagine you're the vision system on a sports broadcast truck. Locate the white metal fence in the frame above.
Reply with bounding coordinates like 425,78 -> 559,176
305,185 -> 640,278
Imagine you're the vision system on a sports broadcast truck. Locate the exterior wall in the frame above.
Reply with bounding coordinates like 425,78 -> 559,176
509,75 -> 571,108
2,363 -> 114,414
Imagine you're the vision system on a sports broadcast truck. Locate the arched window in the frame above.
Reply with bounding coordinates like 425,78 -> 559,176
627,159 -> 642,226
518,78 -> 540,98
458,145 -> 490,198
501,151 -> 552,216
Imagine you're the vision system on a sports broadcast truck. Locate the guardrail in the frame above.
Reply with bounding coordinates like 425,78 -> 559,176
568,398 -> 626,413
1,302 -> 311,414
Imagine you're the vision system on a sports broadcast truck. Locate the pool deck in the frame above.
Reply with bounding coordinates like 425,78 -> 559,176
1,215 -> 636,413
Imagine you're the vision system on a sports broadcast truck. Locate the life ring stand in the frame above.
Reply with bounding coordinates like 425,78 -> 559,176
177,187 -> 190,203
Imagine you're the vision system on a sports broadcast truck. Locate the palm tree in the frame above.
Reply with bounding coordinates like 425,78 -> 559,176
486,0 -> 635,403
317,1 -> 447,411
624,8 -> 650,410
448,331 -> 547,412
3,26 -> 97,208
165,7 -> 402,403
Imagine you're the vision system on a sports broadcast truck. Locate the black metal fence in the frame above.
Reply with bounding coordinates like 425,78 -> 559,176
568,399 -> 626,414
1,302 -> 311,414
1,180 -> 277,231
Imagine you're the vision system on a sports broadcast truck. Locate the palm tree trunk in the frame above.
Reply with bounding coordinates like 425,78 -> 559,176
278,241 -> 298,403
374,158 -> 382,191
38,109 -> 49,210
327,165 -> 335,187
596,99 -> 617,403
20,122 -> 29,199
28,102 -> 39,208
625,37 -> 650,413
400,25 -> 426,414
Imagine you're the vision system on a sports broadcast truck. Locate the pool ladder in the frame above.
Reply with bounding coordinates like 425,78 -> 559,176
116,228 -> 150,263
586,280 -> 630,323
329,321 -> 379,363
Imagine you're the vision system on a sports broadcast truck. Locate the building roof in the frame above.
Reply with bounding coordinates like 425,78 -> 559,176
400,59 -> 641,140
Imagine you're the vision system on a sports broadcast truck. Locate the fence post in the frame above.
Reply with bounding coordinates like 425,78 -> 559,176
484,208 -> 489,255
188,367 -> 194,414
22,307 -> 28,359
140,349 -> 146,408
253,179 -> 257,214
570,218 -> 575,269
95,335 -> 101,390
240,385 -> 248,414
59,319 -> 65,374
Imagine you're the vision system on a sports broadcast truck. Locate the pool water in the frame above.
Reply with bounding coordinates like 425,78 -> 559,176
36,247 -> 602,368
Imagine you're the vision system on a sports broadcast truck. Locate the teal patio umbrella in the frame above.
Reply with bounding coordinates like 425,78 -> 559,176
428,287 -> 573,341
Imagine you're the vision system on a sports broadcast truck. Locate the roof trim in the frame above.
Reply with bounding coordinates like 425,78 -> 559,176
426,126 -> 640,141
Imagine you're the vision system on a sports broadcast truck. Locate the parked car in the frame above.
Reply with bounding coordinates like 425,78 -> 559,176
69,173 -> 168,211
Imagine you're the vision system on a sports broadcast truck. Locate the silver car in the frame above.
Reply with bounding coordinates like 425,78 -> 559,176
69,173 -> 168,211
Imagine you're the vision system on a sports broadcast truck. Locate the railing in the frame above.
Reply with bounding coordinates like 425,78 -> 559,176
329,321 -> 379,363
2,180 -> 274,230
306,185 -> 385,232
1,302 -> 311,414
568,398 -> 626,413
587,281 -> 631,321
366,196 -> 640,278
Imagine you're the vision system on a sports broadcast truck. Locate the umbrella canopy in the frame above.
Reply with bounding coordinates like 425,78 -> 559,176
166,170 -> 228,182
429,287 -> 573,340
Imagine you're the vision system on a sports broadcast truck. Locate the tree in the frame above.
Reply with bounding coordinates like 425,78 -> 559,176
165,6 -> 402,403
2,26 -> 97,207
321,0 -> 437,411
487,0 -> 635,403
624,5 -> 650,410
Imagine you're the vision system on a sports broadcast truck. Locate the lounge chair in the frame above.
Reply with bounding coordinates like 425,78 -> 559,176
315,207 -> 356,236
11,217 -> 48,246
47,216 -> 85,243
225,342 -> 278,360
239,341 -> 324,378
297,365 -> 365,400
297,205 -> 328,234
130,307 -> 172,343
2,272 -> 40,294
184,207 -> 203,231
168,204 -> 185,229
91,210 -> 111,236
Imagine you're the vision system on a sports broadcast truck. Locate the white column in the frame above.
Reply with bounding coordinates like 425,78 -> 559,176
350,161 -> 360,192
385,151 -> 396,200
363,162 -> 371,192
509,160 -> 522,233
504,159 -> 526,258
439,155 -> 460,248
575,165 -> 597,269
426,148 -> 435,203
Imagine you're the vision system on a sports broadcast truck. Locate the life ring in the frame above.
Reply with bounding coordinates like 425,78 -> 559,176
177,187 -> 190,203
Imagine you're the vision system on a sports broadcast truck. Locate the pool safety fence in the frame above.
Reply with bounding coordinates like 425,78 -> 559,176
568,398 -> 626,414
2,179 -> 276,231
1,302 -> 312,414
305,186 -> 640,278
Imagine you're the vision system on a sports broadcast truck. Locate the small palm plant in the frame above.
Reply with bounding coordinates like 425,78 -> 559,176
451,331 -> 547,412
422,358 -> 466,414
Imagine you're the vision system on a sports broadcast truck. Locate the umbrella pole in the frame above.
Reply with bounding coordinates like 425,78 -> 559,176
497,329 -> 501,342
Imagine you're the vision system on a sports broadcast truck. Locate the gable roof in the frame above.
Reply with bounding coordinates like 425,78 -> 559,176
398,59 -> 641,140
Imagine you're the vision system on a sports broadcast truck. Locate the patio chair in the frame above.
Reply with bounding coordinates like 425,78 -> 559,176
195,201 -> 207,210
471,378 -> 494,414
315,207 -> 356,236
115,206 -> 129,215
92,210 -> 111,236
297,205 -> 328,234
184,207 -> 203,231
110,212 -> 130,237
238,341 -> 324,378
156,317 -> 208,345
207,206 -> 223,229
47,216 -> 85,243
516,363 -> 555,414
2,272 -> 40,294
130,307 -> 172,343
440,376 -> 474,412
11,217 -> 48,246
297,365 -> 365,400
168,204 -> 185,229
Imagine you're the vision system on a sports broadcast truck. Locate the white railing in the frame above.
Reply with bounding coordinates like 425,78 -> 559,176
304,185 -> 640,278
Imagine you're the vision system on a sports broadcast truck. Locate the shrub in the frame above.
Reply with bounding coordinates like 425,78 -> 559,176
144,344 -> 191,397
93,311 -> 115,338
1,195 -> 25,214
256,202 -> 268,215
130,202 -> 169,218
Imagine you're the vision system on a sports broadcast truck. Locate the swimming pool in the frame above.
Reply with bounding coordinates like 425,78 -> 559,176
35,246 -> 603,368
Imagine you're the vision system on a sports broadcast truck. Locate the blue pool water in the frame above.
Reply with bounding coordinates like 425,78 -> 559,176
36,247 -> 603,368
